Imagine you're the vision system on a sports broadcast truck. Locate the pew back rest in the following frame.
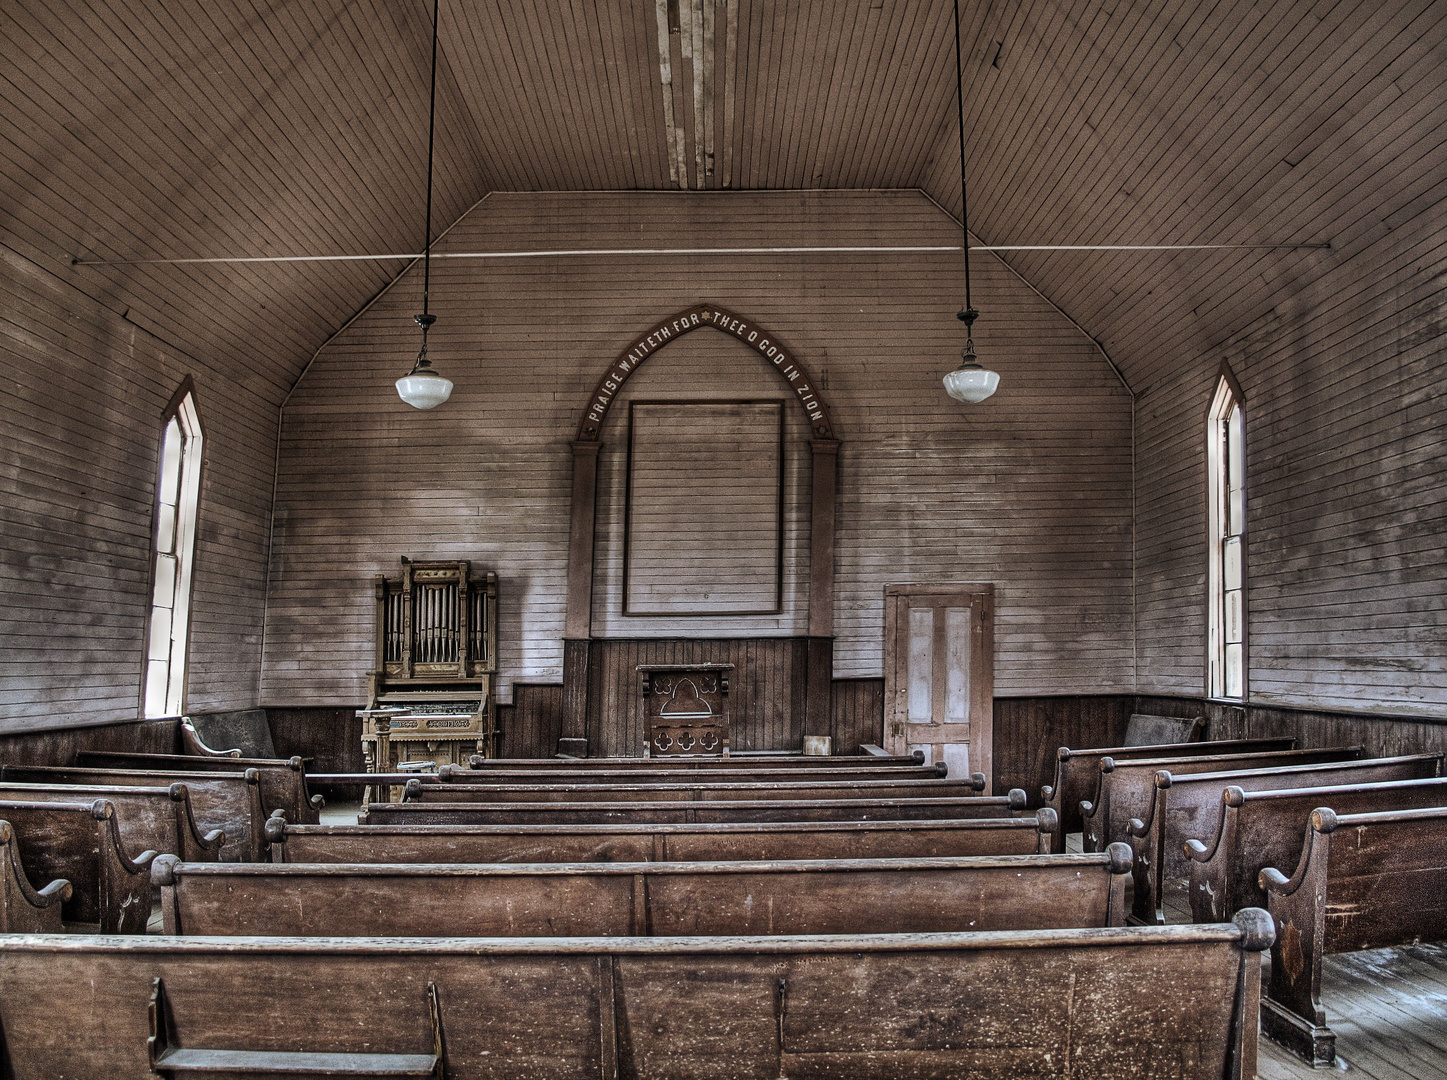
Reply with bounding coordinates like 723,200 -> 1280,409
155,848 -> 1134,937
1082,746 -> 1364,852
267,812 -> 1058,864
184,709 -> 275,758
0,781 -> 223,864
0,766 -> 263,862
365,791 -> 1029,826
409,775 -> 988,804
75,751 -> 320,824
0,914 -> 1272,1080
1123,713 -> 1205,746
1188,776 -> 1447,923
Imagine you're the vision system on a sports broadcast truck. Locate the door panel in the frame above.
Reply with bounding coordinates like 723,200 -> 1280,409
885,584 -> 994,787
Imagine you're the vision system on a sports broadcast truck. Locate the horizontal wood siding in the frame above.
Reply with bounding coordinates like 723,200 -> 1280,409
0,244 -> 275,732
829,677 -> 884,756
497,684 -> 564,760
991,696 -> 1136,804
264,191 -> 1134,704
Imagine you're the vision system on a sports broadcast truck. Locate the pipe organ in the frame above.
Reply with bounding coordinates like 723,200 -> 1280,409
360,559 -> 498,784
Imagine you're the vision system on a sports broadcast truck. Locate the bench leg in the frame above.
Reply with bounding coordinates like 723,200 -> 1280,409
1260,994 -> 1335,1067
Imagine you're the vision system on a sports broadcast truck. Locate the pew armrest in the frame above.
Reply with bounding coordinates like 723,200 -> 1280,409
309,794 -> 326,812
1258,866 -> 1293,894
1183,838 -> 1210,861
33,878 -> 72,906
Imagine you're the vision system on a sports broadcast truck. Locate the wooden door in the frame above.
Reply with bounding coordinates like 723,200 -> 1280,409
883,584 -> 994,785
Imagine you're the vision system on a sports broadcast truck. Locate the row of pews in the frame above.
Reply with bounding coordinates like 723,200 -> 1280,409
0,715 -> 1440,1073
1043,733 -> 1447,1065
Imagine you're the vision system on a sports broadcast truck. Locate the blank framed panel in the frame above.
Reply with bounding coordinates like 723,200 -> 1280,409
625,401 -> 784,615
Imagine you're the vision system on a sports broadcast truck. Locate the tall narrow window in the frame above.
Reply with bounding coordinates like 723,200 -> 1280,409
145,387 -> 203,717
1207,373 -> 1245,700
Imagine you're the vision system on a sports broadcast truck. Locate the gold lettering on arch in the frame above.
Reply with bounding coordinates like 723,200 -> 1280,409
576,304 -> 836,441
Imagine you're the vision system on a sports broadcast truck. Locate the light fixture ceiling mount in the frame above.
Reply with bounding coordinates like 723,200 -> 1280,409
395,0 -> 454,411
942,0 -> 999,405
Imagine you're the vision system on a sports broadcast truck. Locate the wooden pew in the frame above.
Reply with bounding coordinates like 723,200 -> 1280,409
1188,775 -> 1447,924
0,766 -> 266,862
1128,753 -> 1442,925
0,913 -> 1274,1079
179,717 -> 241,757
1080,745 -> 1363,854
155,847 -> 1134,936
0,800 -> 152,933
0,820 -> 69,933
440,762 -> 954,784
266,808 -> 1060,863
1260,805 -> 1447,1065
362,790 -> 1029,826
0,782 -> 223,863
1042,737 -> 1295,853
75,751 -> 323,825
406,775 -> 990,805
471,750 -> 928,769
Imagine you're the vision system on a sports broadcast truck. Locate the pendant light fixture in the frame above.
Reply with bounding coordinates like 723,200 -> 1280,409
942,0 -> 1000,405
395,0 -> 454,410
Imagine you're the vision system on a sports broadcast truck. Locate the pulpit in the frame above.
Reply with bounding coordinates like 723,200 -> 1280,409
637,663 -> 733,756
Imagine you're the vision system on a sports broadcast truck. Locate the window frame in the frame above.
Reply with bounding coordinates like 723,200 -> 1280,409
141,378 -> 205,718
1205,365 -> 1246,702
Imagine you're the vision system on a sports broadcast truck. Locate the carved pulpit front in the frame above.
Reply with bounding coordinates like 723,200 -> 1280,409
637,663 -> 733,756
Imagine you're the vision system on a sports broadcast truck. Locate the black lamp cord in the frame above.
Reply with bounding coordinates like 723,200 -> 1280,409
953,0 -> 978,353
415,0 -> 441,364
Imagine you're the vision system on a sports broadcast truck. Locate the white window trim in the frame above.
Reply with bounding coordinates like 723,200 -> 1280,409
1206,371 -> 1245,701
144,385 -> 204,718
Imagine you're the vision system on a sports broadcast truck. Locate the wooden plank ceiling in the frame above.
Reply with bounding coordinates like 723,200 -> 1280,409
4,0 -> 1442,397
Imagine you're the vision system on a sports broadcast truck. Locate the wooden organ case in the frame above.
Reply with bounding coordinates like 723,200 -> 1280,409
360,559 -> 498,781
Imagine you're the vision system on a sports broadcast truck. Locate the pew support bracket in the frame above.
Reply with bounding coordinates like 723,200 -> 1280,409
148,977 -> 445,1077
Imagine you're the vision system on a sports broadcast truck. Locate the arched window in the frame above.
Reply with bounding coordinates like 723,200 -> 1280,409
144,384 -> 204,717
1206,371 -> 1245,700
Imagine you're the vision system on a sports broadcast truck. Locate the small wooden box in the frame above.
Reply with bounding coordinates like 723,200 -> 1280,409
638,663 -> 733,756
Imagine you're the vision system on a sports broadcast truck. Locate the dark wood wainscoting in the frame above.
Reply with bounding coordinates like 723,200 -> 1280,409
584,639 -> 811,758
830,678 -> 884,755
992,696 -> 1136,802
0,716 -> 179,769
267,706 -> 364,775
1138,695 -> 1447,760
497,684 -> 564,759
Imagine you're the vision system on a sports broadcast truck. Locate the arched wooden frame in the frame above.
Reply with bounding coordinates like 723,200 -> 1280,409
559,305 -> 841,754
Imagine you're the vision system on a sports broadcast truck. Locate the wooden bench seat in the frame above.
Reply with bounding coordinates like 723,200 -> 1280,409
0,766 -> 266,862
1127,753 -> 1442,925
0,800 -> 152,933
406,775 -> 989,805
0,820 -> 69,933
1260,804 -> 1447,1064
362,790 -> 1028,826
1188,775 -> 1447,924
0,782 -> 223,863
154,847 -> 1134,936
440,762 -> 953,784
1042,737 -> 1294,852
1080,745 -> 1363,854
266,809 -> 1059,863
0,915 -> 1273,1078
76,751 -> 323,825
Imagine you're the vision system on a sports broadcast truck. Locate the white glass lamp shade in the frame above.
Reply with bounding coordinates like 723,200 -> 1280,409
943,361 -> 1000,403
396,364 -> 454,409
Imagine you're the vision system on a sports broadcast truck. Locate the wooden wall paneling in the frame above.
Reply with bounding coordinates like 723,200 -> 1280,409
496,684 -> 564,759
829,677 -> 884,756
264,706 -> 363,776
990,696 -> 1136,804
